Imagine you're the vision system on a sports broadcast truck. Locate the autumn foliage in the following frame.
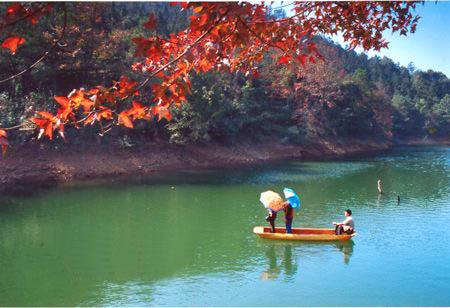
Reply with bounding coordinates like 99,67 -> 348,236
0,129 -> 8,154
0,2 -> 420,150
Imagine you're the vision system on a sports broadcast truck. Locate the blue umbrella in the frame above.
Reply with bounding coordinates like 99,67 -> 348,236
283,188 -> 300,210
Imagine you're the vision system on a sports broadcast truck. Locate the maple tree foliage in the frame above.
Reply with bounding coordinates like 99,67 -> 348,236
0,128 -> 8,154
0,1 -> 420,151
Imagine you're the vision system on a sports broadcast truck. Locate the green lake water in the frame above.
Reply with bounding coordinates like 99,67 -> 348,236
0,146 -> 449,306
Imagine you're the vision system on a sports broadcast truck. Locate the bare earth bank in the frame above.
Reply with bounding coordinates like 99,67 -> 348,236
0,137 -> 448,194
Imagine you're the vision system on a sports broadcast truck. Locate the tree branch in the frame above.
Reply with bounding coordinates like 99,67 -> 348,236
1,122 -> 28,131
0,3 -> 67,85
0,4 -> 51,30
237,16 -> 289,54
136,7 -> 231,91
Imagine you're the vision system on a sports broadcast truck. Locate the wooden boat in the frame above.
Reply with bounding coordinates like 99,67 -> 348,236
253,226 -> 355,241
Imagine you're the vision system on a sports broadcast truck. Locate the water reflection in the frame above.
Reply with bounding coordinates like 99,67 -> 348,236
262,245 -> 281,280
282,245 -> 297,279
0,146 -> 448,306
262,240 -> 355,280
262,244 -> 298,281
335,240 -> 354,265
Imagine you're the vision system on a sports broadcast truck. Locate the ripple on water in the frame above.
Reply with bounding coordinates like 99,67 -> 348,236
244,161 -> 374,185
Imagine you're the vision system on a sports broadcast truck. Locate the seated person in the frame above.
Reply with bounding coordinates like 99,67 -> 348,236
333,209 -> 355,235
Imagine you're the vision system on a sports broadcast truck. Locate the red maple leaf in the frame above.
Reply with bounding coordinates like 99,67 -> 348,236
0,129 -> 9,155
31,111 -> 57,140
152,105 -> 171,121
1,36 -> 26,54
118,111 -> 134,128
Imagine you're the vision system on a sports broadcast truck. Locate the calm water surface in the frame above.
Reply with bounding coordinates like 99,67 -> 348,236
0,146 -> 449,306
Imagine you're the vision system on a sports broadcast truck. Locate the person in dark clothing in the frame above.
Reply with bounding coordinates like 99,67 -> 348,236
283,201 -> 295,234
265,209 -> 277,233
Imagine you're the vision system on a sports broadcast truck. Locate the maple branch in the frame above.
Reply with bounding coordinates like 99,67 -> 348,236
0,7 -> 69,133
157,35 -> 184,47
250,3 -> 312,25
72,111 -> 94,126
136,30 -> 213,91
0,52 -> 47,84
237,16 -> 289,55
0,4 -> 51,30
0,4 -> 67,85
222,22 -> 238,42
136,7 -> 231,91
272,2 -> 296,10
99,123 -> 113,136
1,122 -> 28,131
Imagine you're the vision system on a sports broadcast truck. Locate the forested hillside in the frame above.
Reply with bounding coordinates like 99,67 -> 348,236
1,2 -> 448,149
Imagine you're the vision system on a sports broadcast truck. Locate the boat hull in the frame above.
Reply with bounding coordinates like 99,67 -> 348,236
253,226 -> 355,241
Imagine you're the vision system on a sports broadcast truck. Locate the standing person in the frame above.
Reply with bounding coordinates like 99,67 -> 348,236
265,209 -> 277,233
333,209 -> 355,235
377,178 -> 383,194
283,201 -> 295,234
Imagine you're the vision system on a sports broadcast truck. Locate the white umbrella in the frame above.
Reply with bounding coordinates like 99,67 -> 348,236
260,190 -> 285,212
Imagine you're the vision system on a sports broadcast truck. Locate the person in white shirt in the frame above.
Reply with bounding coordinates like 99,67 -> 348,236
333,209 -> 355,235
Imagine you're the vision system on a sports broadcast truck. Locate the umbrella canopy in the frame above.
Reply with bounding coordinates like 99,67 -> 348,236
283,188 -> 301,210
260,190 -> 285,212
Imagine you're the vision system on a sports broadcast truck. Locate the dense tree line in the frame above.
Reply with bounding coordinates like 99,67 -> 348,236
0,3 -> 448,148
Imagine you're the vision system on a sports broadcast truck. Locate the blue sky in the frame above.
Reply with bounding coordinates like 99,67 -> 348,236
332,2 -> 450,77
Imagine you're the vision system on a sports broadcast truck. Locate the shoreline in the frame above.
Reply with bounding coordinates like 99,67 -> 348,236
0,137 -> 448,194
